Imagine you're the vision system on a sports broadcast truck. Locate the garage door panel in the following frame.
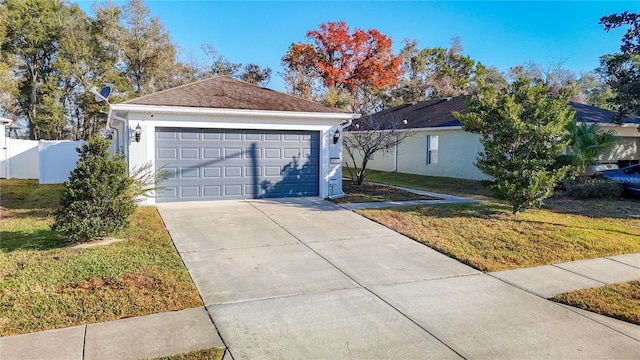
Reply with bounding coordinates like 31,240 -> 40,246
224,148 -> 242,159
203,186 -> 221,197
180,131 -> 199,140
224,185 -> 243,196
180,167 -> 200,179
180,186 -> 200,197
224,132 -> 242,141
180,148 -> 200,159
264,133 -> 281,141
157,148 -> 178,160
245,166 -> 261,177
224,167 -> 243,177
264,148 -> 282,159
203,148 -> 221,159
157,131 -> 177,140
203,167 -> 221,178
155,128 -> 319,202
244,132 -> 262,141
202,131 -> 222,140
164,167 -> 178,179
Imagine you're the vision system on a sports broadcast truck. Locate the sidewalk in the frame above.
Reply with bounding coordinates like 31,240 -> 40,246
338,185 -> 478,210
491,253 -> 640,298
0,307 -> 226,360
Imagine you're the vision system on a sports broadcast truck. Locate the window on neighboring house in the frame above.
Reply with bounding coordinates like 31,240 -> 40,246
368,153 -> 375,160
427,135 -> 438,164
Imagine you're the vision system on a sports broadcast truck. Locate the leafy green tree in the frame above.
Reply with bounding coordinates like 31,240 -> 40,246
576,71 -> 614,109
280,42 -> 318,100
117,0 -> 180,95
56,2 -> 125,140
481,65 -> 509,94
564,119 -> 617,177
0,0 -> 67,139
52,136 -> 136,243
454,78 -> 575,215
199,43 -> 272,87
599,11 -> 640,122
201,43 -> 242,77
597,53 -> 640,122
389,37 -> 479,106
239,63 -> 272,87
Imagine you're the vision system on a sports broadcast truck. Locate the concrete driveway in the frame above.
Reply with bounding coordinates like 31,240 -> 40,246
158,197 -> 640,359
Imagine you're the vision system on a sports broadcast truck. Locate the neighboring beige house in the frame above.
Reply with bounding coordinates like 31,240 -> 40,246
107,76 -> 359,203
346,97 -> 640,181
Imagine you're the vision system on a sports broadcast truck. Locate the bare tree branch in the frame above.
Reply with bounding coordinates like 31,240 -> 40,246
343,112 -> 414,185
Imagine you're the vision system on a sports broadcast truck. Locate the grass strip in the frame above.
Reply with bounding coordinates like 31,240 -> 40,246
150,347 -> 225,360
552,281 -> 640,325
334,180 -> 438,203
349,169 -> 493,199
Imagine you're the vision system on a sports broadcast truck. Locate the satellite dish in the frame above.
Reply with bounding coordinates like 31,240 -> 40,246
91,85 -> 111,103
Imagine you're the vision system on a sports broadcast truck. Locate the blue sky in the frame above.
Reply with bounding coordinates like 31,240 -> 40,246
77,1 -> 638,92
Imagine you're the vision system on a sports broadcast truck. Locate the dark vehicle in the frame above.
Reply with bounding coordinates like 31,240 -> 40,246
601,163 -> 640,196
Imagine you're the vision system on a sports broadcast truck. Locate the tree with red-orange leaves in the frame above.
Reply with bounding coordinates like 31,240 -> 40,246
281,21 -> 403,114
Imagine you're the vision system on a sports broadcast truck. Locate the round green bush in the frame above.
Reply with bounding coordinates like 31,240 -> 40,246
565,178 -> 624,200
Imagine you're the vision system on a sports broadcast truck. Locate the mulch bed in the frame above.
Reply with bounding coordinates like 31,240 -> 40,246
335,180 -> 440,203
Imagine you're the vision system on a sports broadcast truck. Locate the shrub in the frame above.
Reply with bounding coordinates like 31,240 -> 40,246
52,135 -> 136,243
565,178 -> 624,200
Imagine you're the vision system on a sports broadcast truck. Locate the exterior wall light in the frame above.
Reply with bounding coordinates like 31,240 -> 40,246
6,121 -> 20,138
333,129 -> 340,144
135,123 -> 142,143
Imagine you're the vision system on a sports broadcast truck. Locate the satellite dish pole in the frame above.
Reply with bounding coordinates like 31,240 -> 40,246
91,85 -> 122,153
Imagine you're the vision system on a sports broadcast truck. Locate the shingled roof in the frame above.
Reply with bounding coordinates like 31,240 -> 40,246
123,76 -> 345,113
354,96 -> 640,130
352,97 -> 466,130
569,101 -> 640,125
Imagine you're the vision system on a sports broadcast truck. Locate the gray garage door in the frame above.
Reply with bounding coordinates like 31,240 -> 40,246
155,128 -> 319,202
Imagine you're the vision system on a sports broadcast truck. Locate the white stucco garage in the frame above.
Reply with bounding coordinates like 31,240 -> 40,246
107,76 -> 359,204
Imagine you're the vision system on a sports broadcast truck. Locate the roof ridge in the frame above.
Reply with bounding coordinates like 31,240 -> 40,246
120,76 -> 226,104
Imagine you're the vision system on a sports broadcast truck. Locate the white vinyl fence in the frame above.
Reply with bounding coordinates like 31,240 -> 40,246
1,139 -> 83,184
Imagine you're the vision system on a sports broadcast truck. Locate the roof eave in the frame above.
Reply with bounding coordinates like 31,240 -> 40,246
110,103 -> 360,121
597,122 -> 640,128
348,125 -> 464,133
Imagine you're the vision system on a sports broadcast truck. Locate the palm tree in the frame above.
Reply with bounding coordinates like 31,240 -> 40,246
565,119 -> 617,177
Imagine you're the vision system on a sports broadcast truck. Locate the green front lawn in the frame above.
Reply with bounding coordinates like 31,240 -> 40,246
352,172 -> 640,271
0,179 -> 203,336
352,169 -> 493,200
552,281 -> 640,325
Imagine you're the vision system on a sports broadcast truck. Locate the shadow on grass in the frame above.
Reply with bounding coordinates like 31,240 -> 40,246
0,180 -> 63,210
543,196 -> 640,220
0,228 -> 65,252
374,199 -> 640,239
2,209 -> 55,219
386,201 -> 511,219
